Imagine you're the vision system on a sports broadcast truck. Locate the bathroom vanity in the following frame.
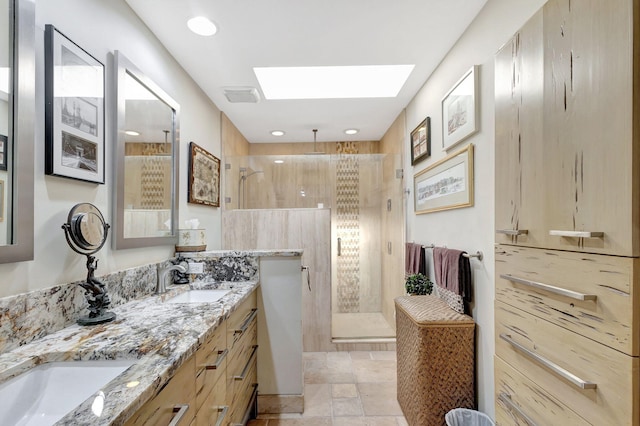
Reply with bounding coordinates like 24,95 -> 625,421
0,249 -> 303,425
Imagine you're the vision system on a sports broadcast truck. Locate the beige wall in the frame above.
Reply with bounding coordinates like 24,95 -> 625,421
404,0 -> 548,416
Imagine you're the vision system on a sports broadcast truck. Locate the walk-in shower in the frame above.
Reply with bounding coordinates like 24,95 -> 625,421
226,152 -> 404,341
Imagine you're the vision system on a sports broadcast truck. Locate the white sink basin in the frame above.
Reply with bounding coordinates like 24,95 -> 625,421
0,359 -> 134,426
166,289 -> 231,304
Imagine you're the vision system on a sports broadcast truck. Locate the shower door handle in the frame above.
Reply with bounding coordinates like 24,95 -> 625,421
337,237 -> 342,256
301,265 -> 311,291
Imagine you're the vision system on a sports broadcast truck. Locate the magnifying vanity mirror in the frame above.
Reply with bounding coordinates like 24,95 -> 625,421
0,0 -> 35,263
62,203 -> 113,325
112,51 -> 179,249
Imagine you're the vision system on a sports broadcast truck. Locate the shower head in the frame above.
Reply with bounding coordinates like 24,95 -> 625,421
305,128 -> 326,155
242,170 -> 264,180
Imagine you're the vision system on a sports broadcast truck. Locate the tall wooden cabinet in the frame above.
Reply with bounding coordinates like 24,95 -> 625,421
495,0 -> 640,257
495,0 -> 640,424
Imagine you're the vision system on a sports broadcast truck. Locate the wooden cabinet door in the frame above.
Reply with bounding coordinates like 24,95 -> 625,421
541,0 -> 638,255
495,9 -> 545,248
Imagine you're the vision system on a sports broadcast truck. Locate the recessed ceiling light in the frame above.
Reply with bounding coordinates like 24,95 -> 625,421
187,16 -> 217,36
125,130 -> 140,136
344,129 -> 359,135
271,130 -> 285,136
254,65 -> 415,100
274,160 -> 284,164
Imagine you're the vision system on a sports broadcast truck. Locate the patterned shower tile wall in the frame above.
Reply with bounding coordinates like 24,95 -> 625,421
335,142 -> 361,313
141,156 -> 166,209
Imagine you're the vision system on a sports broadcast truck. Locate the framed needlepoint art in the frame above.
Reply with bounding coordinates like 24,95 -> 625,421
188,142 -> 220,207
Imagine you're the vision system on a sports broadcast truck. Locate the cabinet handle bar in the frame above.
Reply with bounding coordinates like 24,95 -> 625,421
500,274 -> 597,301
168,404 -> 189,426
206,348 -> 229,370
214,406 -> 229,426
496,229 -> 529,236
235,308 -> 258,335
549,230 -> 603,238
234,345 -> 259,381
499,334 -> 597,390
497,393 -> 538,426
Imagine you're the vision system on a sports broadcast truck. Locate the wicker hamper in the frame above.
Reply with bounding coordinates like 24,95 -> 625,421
395,295 -> 476,426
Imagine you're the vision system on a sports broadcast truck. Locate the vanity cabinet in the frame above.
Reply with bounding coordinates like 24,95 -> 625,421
195,321 -> 228,426
495,0 -> 639,257
225,290 -> 258,425
494,0 -> 640,424
125,289 -> 258,426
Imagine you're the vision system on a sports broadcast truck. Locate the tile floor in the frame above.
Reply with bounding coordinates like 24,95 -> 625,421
248,351 -> 408,426
332,313 -> 396,339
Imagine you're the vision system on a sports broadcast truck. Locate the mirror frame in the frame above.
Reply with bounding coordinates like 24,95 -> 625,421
112,50 -> 179,249
0,0 -> 34,263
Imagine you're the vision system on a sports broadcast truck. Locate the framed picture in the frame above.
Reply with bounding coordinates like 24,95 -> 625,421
441,65 -> 478,151
414,144 -> 474,214
44,25 -> 105,183
410,117 -> 431,165
0,135 -> 6,171
188,142 -> 220,207
0,179 -> 3,222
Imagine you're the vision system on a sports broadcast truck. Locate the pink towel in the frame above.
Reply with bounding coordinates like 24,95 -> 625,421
405,243 -> 422,275
433,247 -> 464,294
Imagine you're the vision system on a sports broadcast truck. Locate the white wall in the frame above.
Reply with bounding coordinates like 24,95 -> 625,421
0,0 -> 222,297
404,0 -> 546,417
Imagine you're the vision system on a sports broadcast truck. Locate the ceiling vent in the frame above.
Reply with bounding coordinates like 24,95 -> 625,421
223,87 -> 261,103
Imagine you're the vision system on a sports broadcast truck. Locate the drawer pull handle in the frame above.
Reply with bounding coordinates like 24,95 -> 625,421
206,348 -> 228,370
500,274 -> 597,301
235,308 -> 258,335
168,404 -> 189,426
234,345 -> 258,381
498,393 -> 538,426
549,230 -> 603,238
214,405 -> 229,426
500,334 -> 597,390
497,229 -> 529,236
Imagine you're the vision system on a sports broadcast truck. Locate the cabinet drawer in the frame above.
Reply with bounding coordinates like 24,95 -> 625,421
196,323 -> 228,411
495,301 -> 638,426
196,373 -> 227,426
125,356 -> 196,426
495,356 -> 588,425
228,310 -> 258,363
495,245 -> 639,355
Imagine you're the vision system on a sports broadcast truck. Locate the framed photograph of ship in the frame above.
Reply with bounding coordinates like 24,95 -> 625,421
44,25 -> 105,183
414,144 -> 474,214
441,65 -> 478,151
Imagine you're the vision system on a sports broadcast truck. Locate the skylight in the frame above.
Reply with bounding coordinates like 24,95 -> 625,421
254,65 -> 415,100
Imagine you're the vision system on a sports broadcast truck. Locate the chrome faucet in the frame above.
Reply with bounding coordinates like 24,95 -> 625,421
157,262 -> 188,294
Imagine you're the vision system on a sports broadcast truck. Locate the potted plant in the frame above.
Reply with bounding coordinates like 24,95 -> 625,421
405,273 -> 433,295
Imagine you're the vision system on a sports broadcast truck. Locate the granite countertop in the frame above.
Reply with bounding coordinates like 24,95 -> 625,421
181,249 -> 303,258
0,280 -> 259,425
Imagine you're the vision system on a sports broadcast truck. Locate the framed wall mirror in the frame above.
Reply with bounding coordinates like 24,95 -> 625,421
0,0 -> 35,263
112,51 -> 179,249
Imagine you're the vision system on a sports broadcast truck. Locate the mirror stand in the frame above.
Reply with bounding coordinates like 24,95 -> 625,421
62,203 -> 114,326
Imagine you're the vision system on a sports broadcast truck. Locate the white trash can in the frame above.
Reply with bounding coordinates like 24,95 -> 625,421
445,408 -> 495,426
